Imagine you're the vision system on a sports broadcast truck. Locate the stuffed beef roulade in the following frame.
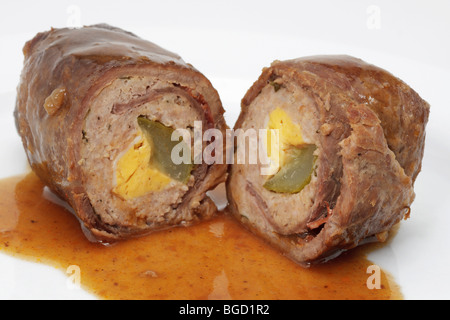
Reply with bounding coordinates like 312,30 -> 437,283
227,55 -> 429,265
15,24 -> 227,241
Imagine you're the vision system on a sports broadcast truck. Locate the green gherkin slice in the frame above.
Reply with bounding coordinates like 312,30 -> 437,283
137,116 -> 193,184
263,144 -> 316,194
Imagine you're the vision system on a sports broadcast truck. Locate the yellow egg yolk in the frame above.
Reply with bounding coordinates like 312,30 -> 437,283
266,107 -> 304,169
113,131 -> 172,200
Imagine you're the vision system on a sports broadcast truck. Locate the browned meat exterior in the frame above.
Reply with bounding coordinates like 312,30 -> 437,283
15,24 -> 227,241
227,55 -> 429,265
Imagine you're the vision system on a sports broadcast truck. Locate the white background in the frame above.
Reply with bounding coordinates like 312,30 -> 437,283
0,0 -> 449,299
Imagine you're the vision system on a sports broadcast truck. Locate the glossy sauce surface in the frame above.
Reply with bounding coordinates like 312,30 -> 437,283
0,173 -> 401,299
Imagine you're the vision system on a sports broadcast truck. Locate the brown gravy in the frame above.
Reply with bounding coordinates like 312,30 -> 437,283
0,173 -> 402,299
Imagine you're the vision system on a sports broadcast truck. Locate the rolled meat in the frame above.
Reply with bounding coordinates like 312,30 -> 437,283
14,24 -> 227,241
227,55 -> 429,265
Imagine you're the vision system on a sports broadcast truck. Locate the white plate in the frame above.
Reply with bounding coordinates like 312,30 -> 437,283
1,0 -> 450,300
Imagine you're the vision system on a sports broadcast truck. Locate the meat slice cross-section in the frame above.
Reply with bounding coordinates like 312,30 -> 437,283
226,55 -> 429,265
14,24 -> 227,240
